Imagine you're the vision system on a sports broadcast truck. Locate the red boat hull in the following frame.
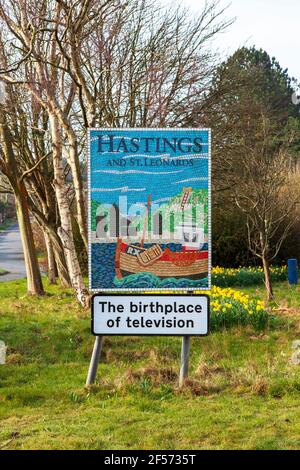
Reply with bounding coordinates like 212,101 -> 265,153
115,240 -> 208,280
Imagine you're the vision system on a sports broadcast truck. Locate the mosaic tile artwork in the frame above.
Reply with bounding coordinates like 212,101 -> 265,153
88,128 -> 211,291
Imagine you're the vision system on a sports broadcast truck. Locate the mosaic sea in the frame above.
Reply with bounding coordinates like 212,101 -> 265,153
91,243 -> 209,289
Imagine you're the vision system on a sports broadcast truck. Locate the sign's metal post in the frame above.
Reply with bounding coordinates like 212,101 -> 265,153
179,290 -> 193,387
179,335 -> 191,387
86,335 -> 103,386
91,295 -> 209,388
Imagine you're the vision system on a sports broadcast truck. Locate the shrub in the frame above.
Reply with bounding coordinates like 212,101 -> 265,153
212,266 -> 287,287
196,286 -> 269,331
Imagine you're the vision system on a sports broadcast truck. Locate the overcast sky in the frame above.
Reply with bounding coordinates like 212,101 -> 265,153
182,0 -> 300,82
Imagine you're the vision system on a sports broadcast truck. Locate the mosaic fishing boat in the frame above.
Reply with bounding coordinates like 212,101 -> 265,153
115,190 -> 208,280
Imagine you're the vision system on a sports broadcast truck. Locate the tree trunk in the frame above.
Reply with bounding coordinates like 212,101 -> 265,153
44,231 -> 57,284
30,210 -> 71,288
0,112 -> 44,296
64,127 -> 88,251
48,230 -> 71,287
262,256 -> 274,301
49,114 -> 89,307
51,238 -> 71,288
33,62 -> 88,252
15,184 -> 44,295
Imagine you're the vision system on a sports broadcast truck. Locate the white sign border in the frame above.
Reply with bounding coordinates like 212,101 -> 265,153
87,127 -> 211,292
91,293 -> 210,337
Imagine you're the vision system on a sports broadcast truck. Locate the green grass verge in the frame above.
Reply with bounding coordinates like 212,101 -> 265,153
0,279 -> 300,450
0,218 -> 16,233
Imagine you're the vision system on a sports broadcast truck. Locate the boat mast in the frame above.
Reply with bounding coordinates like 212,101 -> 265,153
141,195 -> 151,247
181,187 -> 192,211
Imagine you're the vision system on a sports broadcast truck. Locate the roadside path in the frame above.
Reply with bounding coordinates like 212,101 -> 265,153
0,223 -> 26,282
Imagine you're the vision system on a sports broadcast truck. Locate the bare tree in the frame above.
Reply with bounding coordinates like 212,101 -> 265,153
227,114 -> 299,300
8,85 -> 71,287
0,85 -> 44,295
0,0 -> 231,304
60,0 -> 232,127
0,2 -> 89,304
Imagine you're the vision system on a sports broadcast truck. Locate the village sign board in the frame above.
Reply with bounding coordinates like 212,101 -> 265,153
88,128 -> 211,292
86,128 -> 211,385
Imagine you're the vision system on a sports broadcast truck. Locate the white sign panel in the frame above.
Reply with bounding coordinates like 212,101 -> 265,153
92,295 -> 209,336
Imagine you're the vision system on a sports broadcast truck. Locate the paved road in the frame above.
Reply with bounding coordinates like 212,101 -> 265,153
0,223 -> 26,282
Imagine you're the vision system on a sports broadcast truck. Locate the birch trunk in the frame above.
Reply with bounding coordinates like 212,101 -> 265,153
34,59 -> 88,252
64,127 -> 88,251
49,114 -> 88,306
44,231 -> 57,284
53,248 -> 71,288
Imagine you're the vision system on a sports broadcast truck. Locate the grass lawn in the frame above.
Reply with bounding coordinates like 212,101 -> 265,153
0,279 -> 300,450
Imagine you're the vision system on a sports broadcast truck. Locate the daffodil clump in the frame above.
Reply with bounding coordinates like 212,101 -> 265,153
212,266 -> 287,287
196,286 -> 268,330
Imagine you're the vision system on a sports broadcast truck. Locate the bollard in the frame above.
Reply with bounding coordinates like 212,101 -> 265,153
288,259 -> 298,285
